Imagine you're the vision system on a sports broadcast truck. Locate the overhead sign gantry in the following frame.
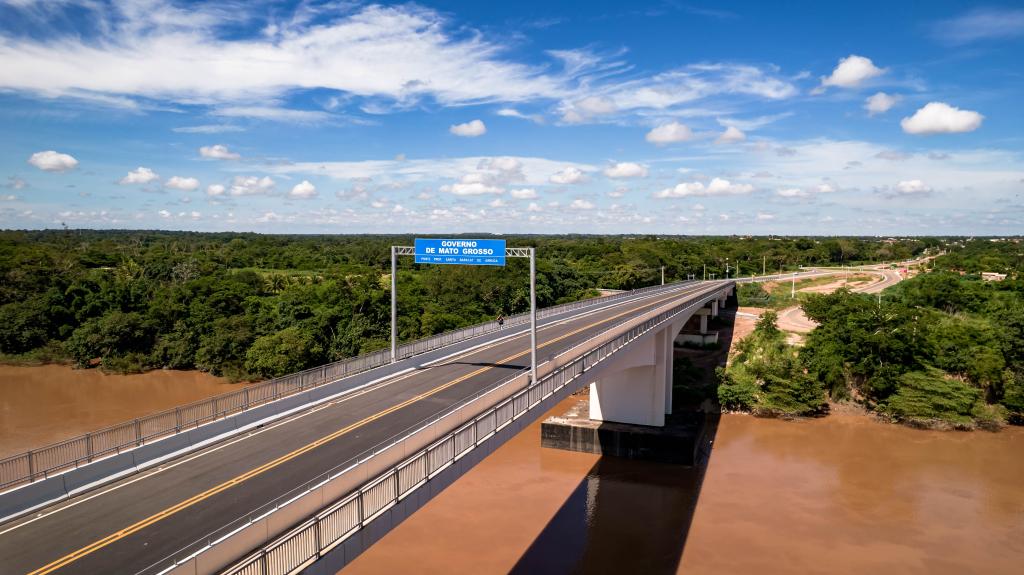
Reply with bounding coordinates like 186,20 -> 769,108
391,239 -> 537,383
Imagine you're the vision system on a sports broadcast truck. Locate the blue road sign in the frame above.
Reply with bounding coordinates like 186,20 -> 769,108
414,238 -> 506,266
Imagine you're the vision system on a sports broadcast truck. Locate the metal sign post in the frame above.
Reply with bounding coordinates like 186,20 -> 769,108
390,239 -> 537,384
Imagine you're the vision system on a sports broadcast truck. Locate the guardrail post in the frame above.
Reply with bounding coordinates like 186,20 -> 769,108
175,407 -> 182,432
27,450 -> 35,481
86,432 -> 93,462
134,419 -> 142,446
314,517 -> 323,558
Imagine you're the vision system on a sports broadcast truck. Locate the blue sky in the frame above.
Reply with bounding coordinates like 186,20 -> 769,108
1,0 -> 1022,235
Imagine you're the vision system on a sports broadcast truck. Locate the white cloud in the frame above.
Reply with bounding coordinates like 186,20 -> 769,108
510,188 -> 538,199
158,209 -> 171,219
440,174 -> 503,195
603,162 -> 648,179
549,166 -> 588,184
289,180 -> 317,199
269,155 -> 595,188
865,92 -> 898,116
895,179 -> 932,195
450,119 -> 486,137
817,55 -> 884,91
0,4 -> 566,108
608,187 -> 627,198
214,107 -> 330,123
777,188 -> 809,198
173,124 -> 244,134
496,108 -> 544,123
645,121 -> 693,145
568,63 -> 797,122
199,144 -> 240,160
6,176 -> 27,190
119,166 -> 158,184
165,176 -> 199,191
716,125 -> 746,144
527,202 -> 542,212
756,212 -> 775,220
576,96 -> 617,115
28,150 -> 78,172
900,102 -> 983,135
229,175 -> 275,196
777,182 -> 836,198
488,198 -> 506,208
561,95 -> 618,123
570,199 -> 595,210
206,184 -> 225,196
654,177 -> 754,198
930,8 -> 1024,45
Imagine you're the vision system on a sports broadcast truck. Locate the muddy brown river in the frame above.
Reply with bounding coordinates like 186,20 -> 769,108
344,398 -> 1024,575
0,365 -> 238,458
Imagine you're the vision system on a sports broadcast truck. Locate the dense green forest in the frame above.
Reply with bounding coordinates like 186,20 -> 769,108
722,238 -> 1024,428
0,230 -> 930,380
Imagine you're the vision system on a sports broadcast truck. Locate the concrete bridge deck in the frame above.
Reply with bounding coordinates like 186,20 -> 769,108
0,280 -> 727,575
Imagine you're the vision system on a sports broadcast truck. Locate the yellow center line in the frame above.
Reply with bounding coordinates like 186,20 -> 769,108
27,284 -> 710,575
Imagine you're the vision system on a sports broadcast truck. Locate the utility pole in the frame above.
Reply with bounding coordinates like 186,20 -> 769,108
763,255 -> 766,276
529,247 -> 537,384
725,258 -> 730,280
390,246 -> 397,363
791,272 -> 796,299
703,263 -> 706,281
661,266 -> 665,286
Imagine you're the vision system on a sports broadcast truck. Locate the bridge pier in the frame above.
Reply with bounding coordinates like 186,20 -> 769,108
588,326 -> 671,427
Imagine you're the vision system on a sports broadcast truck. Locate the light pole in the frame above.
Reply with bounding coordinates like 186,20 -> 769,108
791,272 -> 797,299
661,265 -> 665,286
725,258 -> 730,279
529,247 -> 537,384
391,245 -> 397,363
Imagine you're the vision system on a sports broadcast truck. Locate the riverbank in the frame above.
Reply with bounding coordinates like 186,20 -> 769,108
0,364 -> 241,458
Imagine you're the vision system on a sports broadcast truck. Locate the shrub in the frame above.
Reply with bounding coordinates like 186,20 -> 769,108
882,369 -> 993,428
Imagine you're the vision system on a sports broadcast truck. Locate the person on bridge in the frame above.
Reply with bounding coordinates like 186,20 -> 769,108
497,313 -> 505,329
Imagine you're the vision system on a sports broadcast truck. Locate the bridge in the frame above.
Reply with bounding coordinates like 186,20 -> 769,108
1,275 -> 824,575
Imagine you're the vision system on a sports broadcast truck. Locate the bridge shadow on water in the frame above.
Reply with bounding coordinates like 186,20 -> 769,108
507,307 -> 738,575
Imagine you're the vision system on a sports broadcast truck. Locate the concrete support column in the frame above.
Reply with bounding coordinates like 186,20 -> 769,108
711,299 -> 719,317
589,329 -> 671,427
663,324 -> 674,415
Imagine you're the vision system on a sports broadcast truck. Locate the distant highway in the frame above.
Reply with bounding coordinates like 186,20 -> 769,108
777,268 -> 905,333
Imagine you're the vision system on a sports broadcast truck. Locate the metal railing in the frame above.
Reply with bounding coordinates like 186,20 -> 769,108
147,282 -> 728,575
0,279 -> 695,493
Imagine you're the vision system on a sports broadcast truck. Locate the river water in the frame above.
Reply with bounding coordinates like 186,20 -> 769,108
343,398 -> 1024,575
0,365 -> 238,458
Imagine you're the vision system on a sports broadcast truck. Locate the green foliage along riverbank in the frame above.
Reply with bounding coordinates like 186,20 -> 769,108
717,311 -> 827,417
724,239 -> 1024,429
0,231 -> 929,380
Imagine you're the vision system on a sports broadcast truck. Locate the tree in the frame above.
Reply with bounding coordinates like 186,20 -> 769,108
245,326 -> 324,377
